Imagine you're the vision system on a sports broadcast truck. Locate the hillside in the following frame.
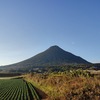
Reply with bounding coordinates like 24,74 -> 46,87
1,45 -> 90,71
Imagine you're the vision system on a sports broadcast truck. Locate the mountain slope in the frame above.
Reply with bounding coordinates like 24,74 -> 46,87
3,45 -> 90,70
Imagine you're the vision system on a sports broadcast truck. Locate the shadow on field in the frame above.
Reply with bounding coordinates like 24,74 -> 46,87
26,81 -> 48,100
27,82 -> 48,99
34,87 -> 48,99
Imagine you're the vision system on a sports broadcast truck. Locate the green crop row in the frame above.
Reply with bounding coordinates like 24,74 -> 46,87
0,79 -> 40,100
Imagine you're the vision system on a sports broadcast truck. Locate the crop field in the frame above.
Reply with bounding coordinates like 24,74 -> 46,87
0,79 -> 40,100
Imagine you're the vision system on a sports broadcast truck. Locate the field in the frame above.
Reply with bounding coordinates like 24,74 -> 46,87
0,70 -> 99,100
25,70 -> 100,100
0,78 -> 40,100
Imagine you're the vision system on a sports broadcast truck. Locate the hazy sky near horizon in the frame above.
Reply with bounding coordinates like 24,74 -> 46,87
0,0 -> 100,65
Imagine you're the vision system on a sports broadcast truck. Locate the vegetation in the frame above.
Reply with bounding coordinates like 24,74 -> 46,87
24,69 -> 100,100
0,79 -> 40,100
0,73 -> 21,77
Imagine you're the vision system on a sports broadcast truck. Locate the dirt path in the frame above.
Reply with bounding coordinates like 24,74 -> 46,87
0,76 -> 22,79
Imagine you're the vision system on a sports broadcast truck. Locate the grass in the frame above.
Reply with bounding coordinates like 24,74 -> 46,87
24,69 -> 100,100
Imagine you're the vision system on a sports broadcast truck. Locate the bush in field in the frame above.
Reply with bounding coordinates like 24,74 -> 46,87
69,69 -> 92,77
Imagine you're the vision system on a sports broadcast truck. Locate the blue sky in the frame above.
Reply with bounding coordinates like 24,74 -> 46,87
0,0 -> 100,65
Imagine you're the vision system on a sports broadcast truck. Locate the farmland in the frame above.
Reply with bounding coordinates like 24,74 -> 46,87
0,79 -> 40,100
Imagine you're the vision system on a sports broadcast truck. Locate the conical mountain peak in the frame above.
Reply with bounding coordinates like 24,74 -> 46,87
48,45 -> 61,50
47,45 -> 65,52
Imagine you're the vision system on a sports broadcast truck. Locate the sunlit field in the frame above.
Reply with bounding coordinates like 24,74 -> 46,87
0,79 -> 40,100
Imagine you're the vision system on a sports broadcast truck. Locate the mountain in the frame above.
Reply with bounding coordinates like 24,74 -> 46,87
1,45 -> 90,71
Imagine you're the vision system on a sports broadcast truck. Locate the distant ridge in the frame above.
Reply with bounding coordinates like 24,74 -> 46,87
3,45 -> 90,70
